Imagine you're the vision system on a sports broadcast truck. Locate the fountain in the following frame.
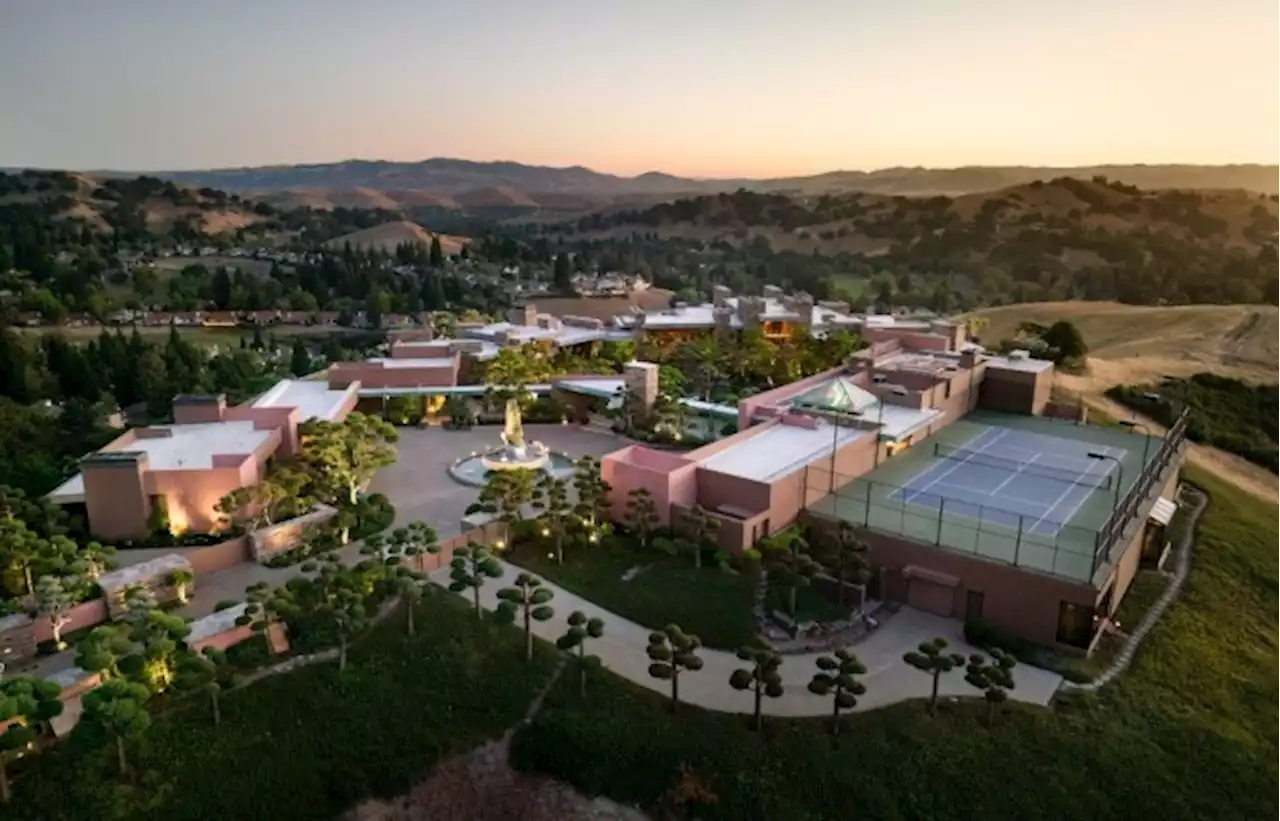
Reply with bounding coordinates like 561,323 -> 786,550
448,399 -> 576,486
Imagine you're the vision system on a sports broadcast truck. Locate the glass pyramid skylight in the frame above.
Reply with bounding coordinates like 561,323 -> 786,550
790,376 -> 878,415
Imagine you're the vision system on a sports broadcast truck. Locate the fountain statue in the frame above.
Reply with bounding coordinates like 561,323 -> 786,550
480,398 -> 550,472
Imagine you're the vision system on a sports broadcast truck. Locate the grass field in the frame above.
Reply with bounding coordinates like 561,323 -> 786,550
506,539 -> 759,650
3,595 -> 559,821
511,464 -> 1279,821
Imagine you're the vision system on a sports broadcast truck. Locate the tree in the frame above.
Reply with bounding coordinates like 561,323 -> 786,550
266,558 -> 371,672
495,572 -> 556,661
761,530 -> 824,618
289,337 -> 311,377
448,544 -> 505,619
216,478 -> 289,533
572,455 -> 612,534
1041,319 -> 1088,363
556,610 -> 605,697
679,505 -> 719,569
0,677 -> 63,803
553,252 -> 572,292
76,678 -> 151,777
122,608 -> 192,692
903,637 -> 967,716
75,624 -> 134,680
807,648 -> 867,740
531,474 -> 572,564
165,568 -> 194,604
70,540 -> 116,582
429,235 -> 445,268
816,521 -> 870,609
0,516 -> 42,597
471,468 -> 536,525
624,487 -> 660,549
965,649 -> 1017,725
646,624 -> 704,713
728,645 -> 784,731
299,413 -> 399,505
391,567 -> 428,636
34,574 -> 78,650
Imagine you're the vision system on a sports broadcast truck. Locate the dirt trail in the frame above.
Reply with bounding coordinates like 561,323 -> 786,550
1057,364 -> 1277,504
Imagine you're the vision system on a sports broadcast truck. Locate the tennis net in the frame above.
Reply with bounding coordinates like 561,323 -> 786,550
932,443 -> 1114,490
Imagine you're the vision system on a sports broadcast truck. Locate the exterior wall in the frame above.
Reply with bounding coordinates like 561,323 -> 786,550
31,597 -> 109,643
249,505 -> 338,562
173,396 -> 228,424
861,327 -> 952,351
223,405 -> 300,457
804,515 -> 1095,646
184,536 -> 253,574
405,521 -> 511,573
328,359 -> 460,390
735,365 -> 846,430
694,469 -> 771,516
600,445 -> 698,525
979,366 -> 1053,416
1095,459 -> 1183,619
82,451 -> 153,540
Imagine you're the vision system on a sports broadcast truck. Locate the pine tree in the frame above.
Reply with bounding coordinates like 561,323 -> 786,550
429,235 -> 444,268
289,337 -> 311,377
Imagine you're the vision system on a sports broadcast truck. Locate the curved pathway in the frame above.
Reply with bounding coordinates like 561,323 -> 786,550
1065,484 -> 1206,692
428,559 -> 1062,717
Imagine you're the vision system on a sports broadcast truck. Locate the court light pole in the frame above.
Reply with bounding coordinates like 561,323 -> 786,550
1087,451 -> 1125,513
1119,420 -> 1152,469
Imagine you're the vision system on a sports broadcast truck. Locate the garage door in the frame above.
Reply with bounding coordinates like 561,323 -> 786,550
908,578 -> 955,617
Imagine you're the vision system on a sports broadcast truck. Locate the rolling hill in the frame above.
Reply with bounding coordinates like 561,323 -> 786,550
130,159 -> 1279,208
326,220 -> 468,254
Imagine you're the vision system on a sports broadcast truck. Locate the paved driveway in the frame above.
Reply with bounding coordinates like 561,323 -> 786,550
369,425 -> 624,538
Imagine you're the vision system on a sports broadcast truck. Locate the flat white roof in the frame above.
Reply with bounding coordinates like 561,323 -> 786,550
252,379 -> 354,422
983,353 -> 1055,373
698,421 -> 866,482
555,377 -> 626,398
369,357 -> 457,369
873,403 -> 943,441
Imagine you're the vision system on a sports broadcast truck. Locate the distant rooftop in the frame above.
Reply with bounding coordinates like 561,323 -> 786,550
367,357 -> 457,369
983,352 -> 1056,374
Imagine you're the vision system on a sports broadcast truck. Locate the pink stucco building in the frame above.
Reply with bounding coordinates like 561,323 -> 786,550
48,379 -> 359,540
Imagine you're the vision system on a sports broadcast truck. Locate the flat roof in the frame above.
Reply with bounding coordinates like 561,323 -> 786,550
698,421 -> 866,482
983,353 -> 1055,374
555,377 -> 626,398
252,379 -> 354,422
368,357 -> 457,369
356,384 -> 552,398
875,350 -> 969,376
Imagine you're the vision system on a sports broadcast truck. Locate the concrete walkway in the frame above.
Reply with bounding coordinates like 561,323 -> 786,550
430,558 -> 1063,716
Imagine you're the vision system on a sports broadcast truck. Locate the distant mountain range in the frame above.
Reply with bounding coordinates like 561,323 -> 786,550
128,159 -> 1277,212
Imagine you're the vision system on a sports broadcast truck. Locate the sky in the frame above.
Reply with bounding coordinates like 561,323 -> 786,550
0,0 -> 1276,177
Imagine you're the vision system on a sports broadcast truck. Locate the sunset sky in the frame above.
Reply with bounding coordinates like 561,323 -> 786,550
0,0 -> 1275,177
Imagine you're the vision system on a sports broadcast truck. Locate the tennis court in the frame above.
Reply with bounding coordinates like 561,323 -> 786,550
807,411 -> 1159,582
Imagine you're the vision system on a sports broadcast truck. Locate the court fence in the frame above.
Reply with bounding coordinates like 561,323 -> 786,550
803,409 -> 1191,583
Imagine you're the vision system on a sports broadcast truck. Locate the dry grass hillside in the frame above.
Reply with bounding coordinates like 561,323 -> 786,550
968,301 -> 1279,501
327,220 -> 468,254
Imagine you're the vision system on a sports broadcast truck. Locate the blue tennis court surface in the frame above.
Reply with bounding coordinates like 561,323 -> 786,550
887,426 -> 1124,537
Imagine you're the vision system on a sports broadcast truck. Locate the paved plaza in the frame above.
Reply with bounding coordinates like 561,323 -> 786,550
369,425 -> 625,537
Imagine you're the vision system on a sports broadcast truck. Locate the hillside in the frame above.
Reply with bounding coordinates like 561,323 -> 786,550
148,158 -> 1280,200
0,170 -> 271,238
327,220 -> 468,254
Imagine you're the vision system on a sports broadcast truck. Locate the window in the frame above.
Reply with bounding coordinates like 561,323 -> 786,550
965,589 -> 985,621
945,381 -> 952,400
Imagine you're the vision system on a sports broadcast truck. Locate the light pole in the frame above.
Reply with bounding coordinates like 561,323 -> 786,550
1087,452 -> 1125,514
1118,420 -> 1152,469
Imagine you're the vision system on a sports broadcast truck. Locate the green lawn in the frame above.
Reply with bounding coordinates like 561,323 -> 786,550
506,538 -> 759,650
511,465 -> 1279,821
5,594 -> 559,821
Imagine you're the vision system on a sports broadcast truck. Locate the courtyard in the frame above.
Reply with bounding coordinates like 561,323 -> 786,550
368,424 -> 625,539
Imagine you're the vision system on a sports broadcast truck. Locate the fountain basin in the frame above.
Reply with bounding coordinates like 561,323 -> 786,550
449,450 -> 577,487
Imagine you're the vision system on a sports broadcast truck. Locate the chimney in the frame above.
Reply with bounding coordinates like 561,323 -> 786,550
712,284 -> 733,307
172,394 -> 227,424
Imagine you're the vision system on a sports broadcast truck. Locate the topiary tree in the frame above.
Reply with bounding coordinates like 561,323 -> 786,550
75,624 -> 134,680
70,540 -> 116,582
122,583 -> 158,617
556,610 -> 605,697
449,544 -> 505,619
761,530 -> 824,619
572,455 -> 612,532
495,572 -> 555,661
34,574 -> 78,650
646,624 -> 704,713
965,648 -> 1017,725
532,474 -> 572,564
470,469 -> 535,525
166,568 -> 195,604
0,677 -> 63,803
729,644 -> 784,731
624,487 -> 660,549
903,637 -> 966,716
818,520 -> 871,609
75,678 -> 151,778
808,648 -> 868,741
0,516 -> 42,596
679,505 -> 720,569
123,608 -> 192,693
